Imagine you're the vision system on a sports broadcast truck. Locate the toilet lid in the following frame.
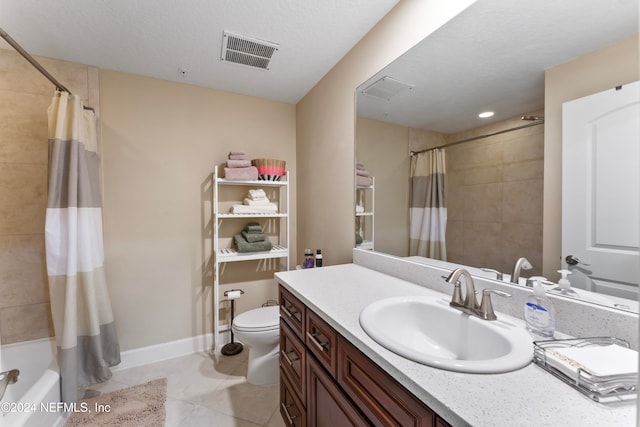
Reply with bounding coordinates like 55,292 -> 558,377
233,305 -> 280,332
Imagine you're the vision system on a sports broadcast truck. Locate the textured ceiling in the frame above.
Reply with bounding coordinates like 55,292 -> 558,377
357,0 -> 639,134
0,0 -> 399,104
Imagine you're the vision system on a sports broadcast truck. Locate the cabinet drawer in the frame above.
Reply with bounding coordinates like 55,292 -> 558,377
279,286 -> 305,340
337,336 -> 435,427
280,368 -> 306,427
305,309 -> 337,377
280,321 -> 306,404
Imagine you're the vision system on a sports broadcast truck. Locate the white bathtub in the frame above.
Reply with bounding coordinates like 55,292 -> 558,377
1,338 -> 63,427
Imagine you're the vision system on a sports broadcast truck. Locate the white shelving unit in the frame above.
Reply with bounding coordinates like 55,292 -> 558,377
356,177 -> 374,250
212,165 -> 289,356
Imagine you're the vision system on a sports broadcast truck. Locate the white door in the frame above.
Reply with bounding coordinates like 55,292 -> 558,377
562,81 -> 640,300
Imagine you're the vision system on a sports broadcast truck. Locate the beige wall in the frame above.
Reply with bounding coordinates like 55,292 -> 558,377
0,48 -> 99,344
443,112 -> 544,276
356,118 -> 410,256
100,70 -> 296,351
543,35 -> 639,280
295,0 -> 476,266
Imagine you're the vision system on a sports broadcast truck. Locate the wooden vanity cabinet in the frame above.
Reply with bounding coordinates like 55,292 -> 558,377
279,285 -> 450,427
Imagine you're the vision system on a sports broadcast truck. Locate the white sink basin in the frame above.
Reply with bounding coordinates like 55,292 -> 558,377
359,296 -> 533,373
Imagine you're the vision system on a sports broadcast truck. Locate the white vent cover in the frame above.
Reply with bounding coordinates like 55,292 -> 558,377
361,76 -> 414,101
221,31 -> 279,71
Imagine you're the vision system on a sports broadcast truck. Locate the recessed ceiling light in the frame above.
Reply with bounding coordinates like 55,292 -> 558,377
478,111 -> 494,118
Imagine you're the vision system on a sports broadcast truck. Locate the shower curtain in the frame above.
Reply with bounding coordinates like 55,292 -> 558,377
45,91 -> 120,403
409,149 -> 447,260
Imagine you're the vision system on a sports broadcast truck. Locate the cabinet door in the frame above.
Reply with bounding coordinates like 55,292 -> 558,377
337,336 -> 434,427
307,355 -> 369,427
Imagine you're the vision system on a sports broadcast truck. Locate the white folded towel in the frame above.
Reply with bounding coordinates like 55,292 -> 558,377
248,189 -> 267,200
356,205 -> 365,214
546,344 -> 638,379
231,203 -> 278,214
244,198 -> 271,206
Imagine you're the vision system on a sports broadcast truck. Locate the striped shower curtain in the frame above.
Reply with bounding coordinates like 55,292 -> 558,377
409,149 -> 447,259
45,91 -> 120,403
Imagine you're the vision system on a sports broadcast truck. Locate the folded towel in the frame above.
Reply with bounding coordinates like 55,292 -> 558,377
227,159 -> 252,168
229,151 -> 245,156
356,205 -> 365,214
546,344 -> 638,379
231,203 -> 278,214
242,230 -> 265,242
356,175 -> 373,187
244,198 -> 271,206
228,154 -> 246,160
224,166 -> 258,180
233,234 -> 273,253
248,189 -> 267,200
356,233 -> 363,244
356,163 -> 366,170
245,222 -> 263,233
356,169 -> 370,177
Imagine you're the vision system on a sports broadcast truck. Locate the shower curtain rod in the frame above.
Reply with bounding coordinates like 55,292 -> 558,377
0,27 -> 94,112
408,119 -> 544,156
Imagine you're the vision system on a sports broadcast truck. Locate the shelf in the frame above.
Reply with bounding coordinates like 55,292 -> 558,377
216,245 -> 289,262
218,213 -> 288,219
357,241 -> 374,250
356,212 -> 373,217
217,177 -> 288,187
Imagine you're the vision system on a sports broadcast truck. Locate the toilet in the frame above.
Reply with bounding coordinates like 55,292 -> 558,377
231,305 -> 280,385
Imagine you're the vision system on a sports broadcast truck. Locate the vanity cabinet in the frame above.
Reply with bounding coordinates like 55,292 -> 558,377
279,285 -> 451,427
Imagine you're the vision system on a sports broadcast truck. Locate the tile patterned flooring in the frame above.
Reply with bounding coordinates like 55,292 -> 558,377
88,350 -> 286,427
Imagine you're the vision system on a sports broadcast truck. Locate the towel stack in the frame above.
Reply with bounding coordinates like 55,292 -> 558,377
356,163 -> 373,187
233,222 -> 273,253
231,189 -> 278,214
224,151 -> 258,180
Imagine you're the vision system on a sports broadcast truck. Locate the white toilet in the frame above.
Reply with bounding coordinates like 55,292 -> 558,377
231,305 -> 280,385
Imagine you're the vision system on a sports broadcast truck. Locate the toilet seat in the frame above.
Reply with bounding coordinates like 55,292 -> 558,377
232,305 -> 279,333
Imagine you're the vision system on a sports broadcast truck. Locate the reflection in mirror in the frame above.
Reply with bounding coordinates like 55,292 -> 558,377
354,0 -> 639,313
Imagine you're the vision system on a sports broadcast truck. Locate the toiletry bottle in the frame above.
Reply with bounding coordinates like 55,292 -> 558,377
557,269 -> 572,292
524,278 -> 555,337
315,249 -> 323,267
303,249 -> 314,269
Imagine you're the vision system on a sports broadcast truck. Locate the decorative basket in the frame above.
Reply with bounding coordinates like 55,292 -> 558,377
252,158 -> 286,181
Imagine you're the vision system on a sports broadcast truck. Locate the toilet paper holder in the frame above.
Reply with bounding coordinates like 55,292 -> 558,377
222,289 -> 245,356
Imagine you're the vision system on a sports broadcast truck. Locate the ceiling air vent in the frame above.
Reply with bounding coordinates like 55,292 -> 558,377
361,76 -> 414,101
221,31 -> 279,71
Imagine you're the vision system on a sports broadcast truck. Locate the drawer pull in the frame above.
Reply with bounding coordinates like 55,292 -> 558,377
281,349 -> 299,366
281,304 -> 298,318
281,402 -> 298,425
307,331 -> 328,351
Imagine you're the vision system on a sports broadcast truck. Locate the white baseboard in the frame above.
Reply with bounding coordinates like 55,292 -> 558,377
113,327 -> 232,371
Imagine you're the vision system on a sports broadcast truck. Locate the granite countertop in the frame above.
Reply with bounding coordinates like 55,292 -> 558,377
275,263 -> 637,427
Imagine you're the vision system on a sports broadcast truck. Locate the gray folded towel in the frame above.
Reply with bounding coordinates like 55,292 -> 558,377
242,230 -> 265,242
245,223 -> 263,233
233,234 -> 273,253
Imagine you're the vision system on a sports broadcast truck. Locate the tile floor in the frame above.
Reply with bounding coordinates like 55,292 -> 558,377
88,350 -> 286,427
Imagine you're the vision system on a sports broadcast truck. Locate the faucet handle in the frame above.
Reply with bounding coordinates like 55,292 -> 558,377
479,289 -> 512,321
481,268 -> 503,280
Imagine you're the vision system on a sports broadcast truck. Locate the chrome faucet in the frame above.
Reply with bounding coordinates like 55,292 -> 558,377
445,268 -> 511,321
0,369 -> 19,401
510,257 -> 533,284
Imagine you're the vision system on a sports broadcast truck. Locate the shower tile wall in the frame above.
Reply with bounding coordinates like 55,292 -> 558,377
0,48 -> 99,344
443,113 -> 544,276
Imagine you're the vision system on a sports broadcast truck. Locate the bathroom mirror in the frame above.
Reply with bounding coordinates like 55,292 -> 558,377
354,0 -> 639,312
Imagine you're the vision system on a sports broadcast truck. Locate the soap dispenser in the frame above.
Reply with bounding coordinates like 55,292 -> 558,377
524,277 -> 555,338
557,269 -> 572,292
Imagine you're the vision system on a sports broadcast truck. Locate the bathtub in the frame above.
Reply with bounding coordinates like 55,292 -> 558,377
1,338 -> 64,427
